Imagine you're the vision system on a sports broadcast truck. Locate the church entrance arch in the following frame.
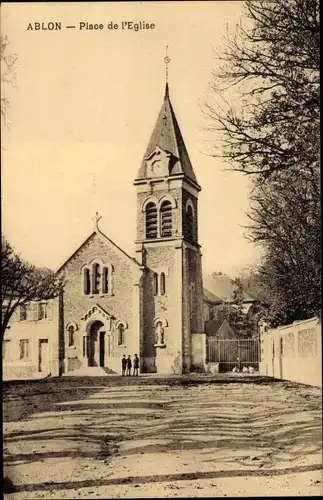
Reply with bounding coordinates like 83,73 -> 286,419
87,320 -> 106,367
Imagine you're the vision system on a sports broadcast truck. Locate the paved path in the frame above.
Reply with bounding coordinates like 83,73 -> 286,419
3,378 -> 323,498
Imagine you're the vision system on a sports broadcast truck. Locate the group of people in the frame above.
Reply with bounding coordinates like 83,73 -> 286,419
121,354 -> 139,376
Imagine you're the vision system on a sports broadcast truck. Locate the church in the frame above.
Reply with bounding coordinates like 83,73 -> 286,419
58,78 -> 205,376
4,76 -> 207,378
3,74 -> 255,379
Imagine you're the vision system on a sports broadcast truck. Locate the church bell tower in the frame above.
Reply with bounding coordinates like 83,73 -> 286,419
134,54 -> 204,374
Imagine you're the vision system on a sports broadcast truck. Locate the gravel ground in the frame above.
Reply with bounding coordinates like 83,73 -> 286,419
3,376 -> 323,498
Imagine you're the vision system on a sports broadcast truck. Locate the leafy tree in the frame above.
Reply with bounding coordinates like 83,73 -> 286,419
206,0 -> 320,325
234,268 -> 272,335
248,168 -> 320,326
1,238 -> 64,339
212,279 -> 252,338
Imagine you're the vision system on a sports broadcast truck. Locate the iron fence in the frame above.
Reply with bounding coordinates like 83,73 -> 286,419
207,338 -> 260,372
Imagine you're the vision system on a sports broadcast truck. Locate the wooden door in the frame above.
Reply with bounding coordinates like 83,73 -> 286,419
99,332 -> 105,367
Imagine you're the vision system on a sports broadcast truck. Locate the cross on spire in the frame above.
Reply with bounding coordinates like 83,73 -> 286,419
93,211 -> 102,231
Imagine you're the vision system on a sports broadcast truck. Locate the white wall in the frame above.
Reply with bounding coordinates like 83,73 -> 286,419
3,299 -> 59,380
260,317 -> 322,387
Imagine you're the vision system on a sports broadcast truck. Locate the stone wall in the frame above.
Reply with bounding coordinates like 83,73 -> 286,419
260,317 -> 322,387
142,241 -> 183,374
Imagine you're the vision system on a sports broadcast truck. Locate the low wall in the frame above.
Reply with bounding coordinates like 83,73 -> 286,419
3,364 -> 36,381
260,317 -> 321,387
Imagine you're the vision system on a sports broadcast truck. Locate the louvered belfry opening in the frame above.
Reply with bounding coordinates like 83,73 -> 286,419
146,202 -> 158,239
160,200 -> 172,237
186,205 -> 194,241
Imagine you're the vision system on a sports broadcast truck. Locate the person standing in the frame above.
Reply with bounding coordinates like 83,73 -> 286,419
133,354 -> 139,376
126,355 -> 132,376
121,354 -> 127,376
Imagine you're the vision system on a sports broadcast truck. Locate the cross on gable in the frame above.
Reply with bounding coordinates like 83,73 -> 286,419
93,212 -> 102,231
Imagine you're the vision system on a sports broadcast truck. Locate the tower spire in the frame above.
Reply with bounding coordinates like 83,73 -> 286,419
164,45 -> 170,98
135,46 -> 200,187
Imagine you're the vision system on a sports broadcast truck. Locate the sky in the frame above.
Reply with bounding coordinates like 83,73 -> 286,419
1,1 -> 261,277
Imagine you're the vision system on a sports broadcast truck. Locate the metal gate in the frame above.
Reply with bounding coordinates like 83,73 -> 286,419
207,338 -> 260,372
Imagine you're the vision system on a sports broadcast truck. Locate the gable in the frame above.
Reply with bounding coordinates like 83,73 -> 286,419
205,319 -> 223,335
57,230 -> 140,275
81,303 -> 116,322
218,320 -> 236,339
205,319 -> 236,339
60,230 -> 140,332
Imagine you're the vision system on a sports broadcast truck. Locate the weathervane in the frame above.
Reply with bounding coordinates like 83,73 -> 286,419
94,211 -> 102,231
164,45 -> 171,84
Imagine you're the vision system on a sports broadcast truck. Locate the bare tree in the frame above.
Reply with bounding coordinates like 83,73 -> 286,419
1,35 -> 17,124
206,0 -> 319,181
1,238 -> 64,339
206,0 -> 320,325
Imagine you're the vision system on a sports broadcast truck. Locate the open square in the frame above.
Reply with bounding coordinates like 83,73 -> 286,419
3,376 -> 322,498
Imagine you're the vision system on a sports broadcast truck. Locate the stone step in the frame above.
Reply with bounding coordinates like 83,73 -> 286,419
64,366 -> 110,377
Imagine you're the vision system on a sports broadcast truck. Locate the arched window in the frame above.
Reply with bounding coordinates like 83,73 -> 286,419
110,264 -> 115,294
92,263 -> 100,294
186,204 -> 194,241
83,262 -> 113,296
102,266 -> 109,294
146,202 -> 158,239
153,272 -> 158,295
84,268 -> 90,295
160,200 -> 172,237
160,273 -> 166,296
68,326 -> 75,347
118,324 -> 125,346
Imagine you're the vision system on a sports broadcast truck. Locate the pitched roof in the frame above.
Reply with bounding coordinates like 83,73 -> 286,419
56,229 -> 140,274
136,83 -> 199,186
205,319 -> 224,335
203,274 -> 255,304
203,287 -> 222,304
205,318 -> 236,337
